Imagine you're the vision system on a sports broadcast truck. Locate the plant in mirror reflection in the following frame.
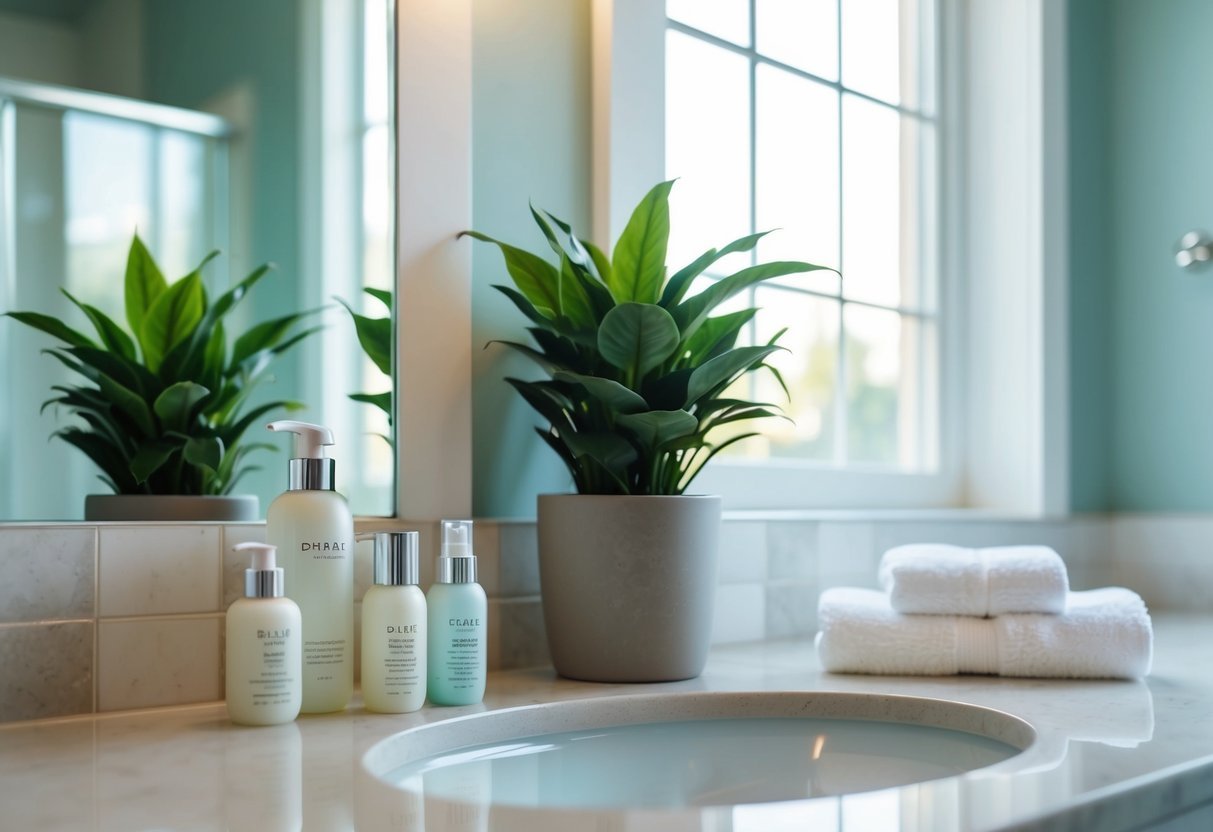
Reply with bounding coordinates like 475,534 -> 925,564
336,287 -> 392,445
1,234 -> 321,496
462,180 -> 832,495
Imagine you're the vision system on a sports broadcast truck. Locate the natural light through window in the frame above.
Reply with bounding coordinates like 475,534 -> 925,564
665,0 -> 939,472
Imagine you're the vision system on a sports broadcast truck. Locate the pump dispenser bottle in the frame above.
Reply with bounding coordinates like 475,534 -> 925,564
360,531 -> 427,713
265,420 -> 354,713
427,520 -> 487,705
225,542 -> 302,726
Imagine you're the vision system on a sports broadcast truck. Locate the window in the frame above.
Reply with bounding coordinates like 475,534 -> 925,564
664,0 -> 941,488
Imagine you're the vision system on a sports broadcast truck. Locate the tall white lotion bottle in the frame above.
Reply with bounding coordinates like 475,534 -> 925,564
265,420 -> 354,713
360,531 -> 427,713
225,542 -> 302,726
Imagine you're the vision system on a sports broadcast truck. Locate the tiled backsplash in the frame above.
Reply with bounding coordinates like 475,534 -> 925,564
0,513 -> 1205,723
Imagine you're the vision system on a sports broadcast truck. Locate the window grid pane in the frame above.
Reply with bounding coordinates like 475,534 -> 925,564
666,0 -> 936,472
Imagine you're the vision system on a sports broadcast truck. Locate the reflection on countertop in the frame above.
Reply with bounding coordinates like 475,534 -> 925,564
2,616 -> 1211,831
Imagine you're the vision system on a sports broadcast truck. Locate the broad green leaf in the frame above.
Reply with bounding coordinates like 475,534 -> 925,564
558,255 -> 596,330
3,311 -> 97,349
96,374 -> 156,436
334,300 -> 389,374
617,409 -> 698,449
672,261 -> 828,342
237,309 -> 327,370
641,367 -> 695,411
659,231 -> 770,308
124,234 -> 169,337
140,272 -> 205,372
54,427 -> 139,493
553,370 -> 648,414
153,381 -> 210,430
489,339 -> 558,372
494,284 -> 555,326
60,290 -> 137,361
461,231 -> 562,314
61,346 -> 157,396
130,441 -> 179,484
597,303 -> 680,380
507,378 -> 575,431
686,344 -> 784,406
609,180 -> 674,304
183,435 -> 223,473
562,430 -> 637,478
363,287 -> 392,310
582,239 -> 612,285
681,308 -> 758,366
349,391 -> 392,415
202,320 -> 226,388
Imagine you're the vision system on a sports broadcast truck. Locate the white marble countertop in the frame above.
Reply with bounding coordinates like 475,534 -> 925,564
3,615 -> 1212,831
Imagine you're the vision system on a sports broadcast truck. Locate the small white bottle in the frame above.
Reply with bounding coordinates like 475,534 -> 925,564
360,531 -> 427,713
427,520 -> 487,706
225,542 -> 302,726
266,420 -> 355,714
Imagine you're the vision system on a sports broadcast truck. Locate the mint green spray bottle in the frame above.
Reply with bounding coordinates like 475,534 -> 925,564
426,520 -> 487,705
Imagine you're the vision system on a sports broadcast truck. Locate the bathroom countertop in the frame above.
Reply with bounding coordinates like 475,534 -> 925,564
2,615 -> 1212,831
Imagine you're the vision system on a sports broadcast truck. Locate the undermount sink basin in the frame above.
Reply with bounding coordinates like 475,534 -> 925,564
360,691 -> 1034,822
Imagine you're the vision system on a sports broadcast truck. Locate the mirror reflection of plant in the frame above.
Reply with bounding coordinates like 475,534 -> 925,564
1,234 -> 321,496
336,287 -> 392,445
462,180 -> 833,496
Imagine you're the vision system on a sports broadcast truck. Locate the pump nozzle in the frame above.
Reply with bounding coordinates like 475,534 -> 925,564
267,421 -> 337,491
234,542 -> 284,598
267,420 -> 334,459
441,520 -> 473,557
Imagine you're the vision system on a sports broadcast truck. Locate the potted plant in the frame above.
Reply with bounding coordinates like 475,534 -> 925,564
2,234 -> 319,521
463,180 -> 827,681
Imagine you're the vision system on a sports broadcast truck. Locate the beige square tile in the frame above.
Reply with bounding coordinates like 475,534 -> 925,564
98,617 -> 221,711
99,526 -> 221,617
221,524 -> 267,609
498,522 -> 540,597
766,580 -> 818,638
0,527 -> 95,622
0,622 -> 94,722
711,583 -> 765,645
767,521 -> 818,580
471,521 -> 502,596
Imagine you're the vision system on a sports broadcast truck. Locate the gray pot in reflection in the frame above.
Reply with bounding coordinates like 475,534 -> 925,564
84,494 -> 259,522
537,494 -> 722,683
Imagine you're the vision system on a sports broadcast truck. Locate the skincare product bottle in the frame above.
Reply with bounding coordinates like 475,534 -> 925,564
427,519 -> 487,705
360,531 -> 427,713
265,420 -> 354,713
225,542 -> 302,726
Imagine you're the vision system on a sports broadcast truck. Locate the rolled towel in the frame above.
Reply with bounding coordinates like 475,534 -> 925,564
815,587 -> 1152,679
878,543 -> 1069,616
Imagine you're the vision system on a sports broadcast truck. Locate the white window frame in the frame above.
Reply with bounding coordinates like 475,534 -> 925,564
587,0 -> 1069,514
391,0 -> 1069,519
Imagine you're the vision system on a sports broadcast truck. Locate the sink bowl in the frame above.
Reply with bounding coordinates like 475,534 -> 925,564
359,691 -> 1033,827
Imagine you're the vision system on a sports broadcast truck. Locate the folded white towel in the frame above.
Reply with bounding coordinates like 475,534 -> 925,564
815,587 -> 1153,679
878,543 -> 1069,616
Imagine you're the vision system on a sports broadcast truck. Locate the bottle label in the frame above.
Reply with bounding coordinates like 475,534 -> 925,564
440,622 -> 482,691
303,638 -> 347,681
380,625 -> 421,696
249,631 -> 296,707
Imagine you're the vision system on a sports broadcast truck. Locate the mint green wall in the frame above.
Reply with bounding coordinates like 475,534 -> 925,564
1070,0 -> 1213,510
144,0 -> 301,512
471,0 -> 592,517
1067,0 -> 1112,511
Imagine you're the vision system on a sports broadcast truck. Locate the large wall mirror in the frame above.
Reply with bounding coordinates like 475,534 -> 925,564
0,0 -> 396,520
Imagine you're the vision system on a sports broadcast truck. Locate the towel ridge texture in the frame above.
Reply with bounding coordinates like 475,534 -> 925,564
815,586 -> 1153,679
878,543 -> 1069,616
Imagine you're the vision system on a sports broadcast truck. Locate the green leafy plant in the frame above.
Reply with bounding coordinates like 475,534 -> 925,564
2,234 -> 319,496
336,287 -> 392,433
462,180 -> 830,495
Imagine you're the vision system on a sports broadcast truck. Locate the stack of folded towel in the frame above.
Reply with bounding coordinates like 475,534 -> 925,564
815,544 -> 1153,679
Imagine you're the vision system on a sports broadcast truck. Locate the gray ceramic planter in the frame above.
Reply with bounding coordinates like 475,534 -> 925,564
537,494 -> 722,683
84,494 -> 259,522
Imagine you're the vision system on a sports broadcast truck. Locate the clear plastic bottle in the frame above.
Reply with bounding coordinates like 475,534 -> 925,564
265,420 -> 354,713
426,520 -> 487,705
360,531 -> 427,713
225,542 -> 302,726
